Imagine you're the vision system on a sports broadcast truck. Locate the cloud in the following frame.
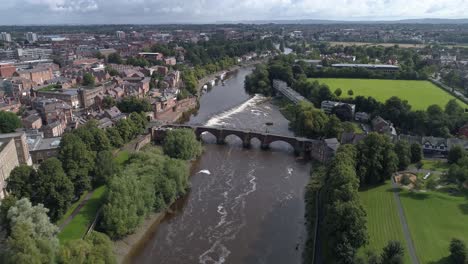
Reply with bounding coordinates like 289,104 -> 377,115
0,0 -> 467,24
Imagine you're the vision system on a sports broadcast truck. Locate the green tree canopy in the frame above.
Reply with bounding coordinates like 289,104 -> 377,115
82,73 -> 95,87
35,158 -> 75,221
0,111 -> 22,133
449,238 -> 467,264
6,165 -> 36,199
356,133 -> 398,185
410,143 -> 423,163
163,129 -> 202,160
394,141 -> 411,170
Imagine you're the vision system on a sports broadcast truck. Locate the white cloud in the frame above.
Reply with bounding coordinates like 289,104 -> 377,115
1,0 -> 467,24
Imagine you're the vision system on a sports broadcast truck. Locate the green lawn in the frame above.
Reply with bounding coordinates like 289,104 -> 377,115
56,191 -> 88,227
358,181 -> 411,263
114,150 -> 130,165
58,185 -> 107,242
309,78 -> 468,110
400,190 -> 468,263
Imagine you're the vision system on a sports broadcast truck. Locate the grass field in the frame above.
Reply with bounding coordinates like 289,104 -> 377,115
58,185 -> 107,242
56,191 -> 88,227
358,181 -> 411,263
309,78 -> 468,110
400,190 -> 468,263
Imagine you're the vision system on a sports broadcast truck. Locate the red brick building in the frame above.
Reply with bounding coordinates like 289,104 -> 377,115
0,63 -> 16,78
459,124 -> 468,138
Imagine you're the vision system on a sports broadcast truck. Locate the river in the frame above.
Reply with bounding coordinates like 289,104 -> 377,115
130,67 -> 310,264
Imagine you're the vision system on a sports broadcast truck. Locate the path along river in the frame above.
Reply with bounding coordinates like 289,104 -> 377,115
130,66 -> 311,264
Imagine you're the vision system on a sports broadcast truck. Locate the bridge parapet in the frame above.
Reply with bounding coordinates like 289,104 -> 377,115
152,124 -> 336,162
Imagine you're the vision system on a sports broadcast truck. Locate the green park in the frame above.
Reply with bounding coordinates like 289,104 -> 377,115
309,78 -> 468,110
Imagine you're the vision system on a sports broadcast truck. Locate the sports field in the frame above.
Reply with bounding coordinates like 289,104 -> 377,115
400,190 -> 468,263
309,78 -> 468,110
358,181 -> 411,263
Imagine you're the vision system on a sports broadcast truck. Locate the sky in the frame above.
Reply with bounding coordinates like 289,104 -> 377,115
0,0 -> 467,25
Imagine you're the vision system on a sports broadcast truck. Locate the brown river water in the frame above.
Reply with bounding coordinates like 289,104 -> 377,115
130,67 -> 311,264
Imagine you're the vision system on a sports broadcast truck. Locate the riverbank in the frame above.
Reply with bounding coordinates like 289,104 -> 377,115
196,59 -> 266,95
113,211 -> 167,263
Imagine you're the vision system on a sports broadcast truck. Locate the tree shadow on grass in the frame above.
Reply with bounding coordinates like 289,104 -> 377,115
385,187 -> 402,193
358,182 -> 388,192
427,256 -> 451,264
458,203 -> 468,215
399,191 -> 430,200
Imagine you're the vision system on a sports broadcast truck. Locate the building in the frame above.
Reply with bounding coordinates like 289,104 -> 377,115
42,120 -> 66,138
372,116 -> 397,136
321,100 -> 356,116
116,31 -> 126,39
0,138 -> 20,199
164,57 -> 177,66
355,112 -> 370,122
331,63 -> 400,72
78,86 -> 105,109
35,89 -> 80,108
0,63 -> 16,77
25,32 -> 38,43
15,66 -> 54,85
0,132 -> 32,166
22,113 -> 43,130
138,52 -> 164,60
17,48 -> 53,60
0,49 -> 18,60
459,124 -> 468,138
0,32 -> 12,42
26,131 -> 61,163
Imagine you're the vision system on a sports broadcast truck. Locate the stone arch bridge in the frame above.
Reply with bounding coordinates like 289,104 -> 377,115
151,125 -> 336,161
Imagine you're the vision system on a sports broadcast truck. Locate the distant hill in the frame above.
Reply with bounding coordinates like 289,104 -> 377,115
219,18 -> 468,25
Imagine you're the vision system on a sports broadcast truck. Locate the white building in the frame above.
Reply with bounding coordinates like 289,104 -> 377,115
116,31 -> 126,39
0,32 -> 12,42
17,48 -> 53,59
25,32 -> 38,43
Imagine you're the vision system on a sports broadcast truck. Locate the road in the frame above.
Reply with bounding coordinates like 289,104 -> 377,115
391,178 -> 420,264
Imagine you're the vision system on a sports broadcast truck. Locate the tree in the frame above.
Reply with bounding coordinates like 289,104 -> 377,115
449,238 -> 467,264
163,129 -> 202,160
100,173 -> 154,239
445,99 -> 464,116
58,231 -> 116,264
4,198 -> 59,264
6,165 -> 36,199
35,158 -> 74,221
106,127 -> 124,148
58,133 -> 94,197
0,111 -> 22,133
325,115 -> 344,138
82,73 -> 95,87
356,133 -> 398,185
117,96 -> 152,113
107,53 -> 123,64
102,96 -> 116,109
394,141 -> 411,170
0,195 -> 17,232
94,151 -> 117,186
381,240 -> 405,264
334,88 -> 343,97
410,143 -> 423,163
448,145 -> 466,164
348,89 -> 354,96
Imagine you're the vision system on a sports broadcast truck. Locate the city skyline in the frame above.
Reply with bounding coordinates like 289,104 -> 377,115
0,0 -> 467,25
